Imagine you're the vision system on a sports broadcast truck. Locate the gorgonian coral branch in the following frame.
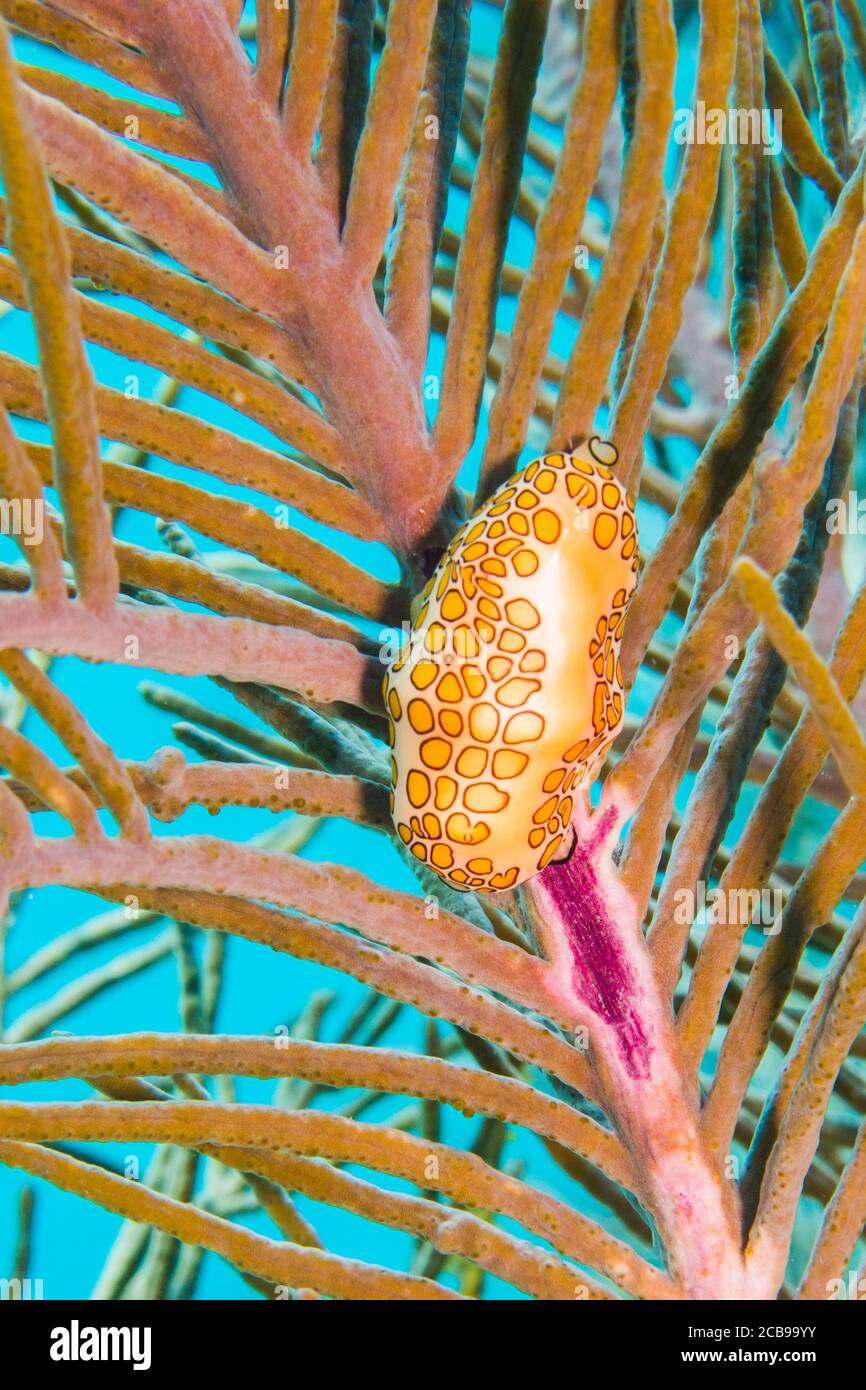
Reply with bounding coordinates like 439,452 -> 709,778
763,44 -> 844,202
620,151 -> 866,688
0,649 -> 149,839
0,351 -> 383,543
0,1099 -> 672,1298
476,0 -> 624,500
552,0 -> 677,451
0,594 -> 379,708
0,23 -> 117,611
0,0 -> 166,96
608,168 -> 866,813
433,0 -> 550,477
678,574 -> 866,1079
525,807 -> 748,1300
0,0 -> 862,1303
734,556 -> 866,797
0,1139 -> 458,1300
0,403 -> 65,604
0,1030 -> 634,1188
384,0 -> 470,387
744,899 -> 866,1295
281,0 -> 338,157
342,0 -> 439,284
610,0 -> 738,485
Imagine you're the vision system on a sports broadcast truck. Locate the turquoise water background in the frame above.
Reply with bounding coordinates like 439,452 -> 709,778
0,1 -> 851,1298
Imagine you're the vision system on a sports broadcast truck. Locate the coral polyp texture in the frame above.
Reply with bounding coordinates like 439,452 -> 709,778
0,0 -> 864,1309
386,440 -> 637,892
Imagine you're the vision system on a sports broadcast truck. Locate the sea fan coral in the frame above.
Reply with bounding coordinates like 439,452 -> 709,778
0,0 -> 865,1310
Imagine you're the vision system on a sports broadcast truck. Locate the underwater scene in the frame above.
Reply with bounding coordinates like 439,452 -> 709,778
0,0 -> 865,1332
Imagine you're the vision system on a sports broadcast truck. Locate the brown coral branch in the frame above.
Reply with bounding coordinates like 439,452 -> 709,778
281,0 -> 338,157
433,0 -> 551,476
620,151 -> 865,687
315,0 -> 374,220
0,22 -> 117,612
0,200 -> 312,391
0,0 -> 166,96
342,0 -> 439,285
95,1065 -> 605,1301
702,795 -> 866,1156
838,0 -> 866,73
0,404 -> 66,604
552,0 -> 677,449
105,542 -> 372,651
0,350 -> 383,542
0,1139 -> 459,1300
622,477 -> 752,941
737,898 -> 866,1218
9,833 -> 587,1033
763,44 -> 844,201
768,160 -> 809,288
678,576 -> 866,1076
0,649 -> 149,839
17,63 -> 207,159
6,752 -> 390,831
730,0 -> 774,375
608,167 -> 866,814
0,1030 -> 634,1189
93,885 -> 598,1103
254,0 -> 290,110
239,1148 -> 608,1302
802,0 -> 853,178
21,444 -> 399,622
39,0 -> 141,46
119,0 -> 448,557
0,771 -> 33,857
0,253 -> 350,483
609,0 -> 738,484
24,86 -> 286,319
733,556 -> 866,798
0,1100 -> 671,1298
0,723 -> 100,839
476,0 -> 626,499
798,1116 -> 866,1298
384,0 -> 470,387
744,899 -> 866,1294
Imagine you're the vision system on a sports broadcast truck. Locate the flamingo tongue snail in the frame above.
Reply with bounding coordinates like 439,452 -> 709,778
384,438 -> 639,894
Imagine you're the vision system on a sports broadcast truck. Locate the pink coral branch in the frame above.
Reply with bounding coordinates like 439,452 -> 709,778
12,833 -> 587,1035
71,0 -> 454,558
9,749 -> 390,831
25,88 -> 287,321
525,806 -> 749,1299
0,594 -> 379,710
42,1 -> 141,46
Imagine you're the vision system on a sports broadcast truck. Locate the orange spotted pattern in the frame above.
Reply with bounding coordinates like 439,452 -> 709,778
384,439 -> 638,894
